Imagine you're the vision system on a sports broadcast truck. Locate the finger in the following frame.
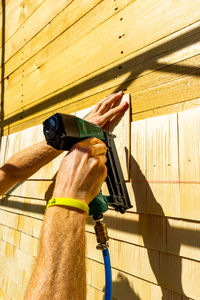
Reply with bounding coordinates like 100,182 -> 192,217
97,91 -> 124,114
74,137 -> 104,149
88,137 -> 105,146
93,91 -> 123,113
88,155 -> 107,170
99,100 -> 128,128
92,143 -> 107,156
101,103 -> 128,124
84,143 -> 107,157
91,94 -> 113,113
72,138 -> 106,156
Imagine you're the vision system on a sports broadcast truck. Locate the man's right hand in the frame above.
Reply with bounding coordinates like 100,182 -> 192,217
52,137 -> 107,205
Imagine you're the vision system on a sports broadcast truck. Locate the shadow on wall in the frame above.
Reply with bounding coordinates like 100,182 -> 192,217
0,147 -> 199,299
103,154 -> 196,300
130,156 -> 185,299
111,273 -> 141,300
0,156 -> 199,299
0,173 -> 56,215
1,23 -> 200,129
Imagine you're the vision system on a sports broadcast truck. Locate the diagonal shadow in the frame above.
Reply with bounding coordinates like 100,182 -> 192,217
0,198 -> 45,214
2,24 -> 200,129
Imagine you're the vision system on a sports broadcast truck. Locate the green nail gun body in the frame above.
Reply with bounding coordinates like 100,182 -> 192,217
43,113 -> 132,218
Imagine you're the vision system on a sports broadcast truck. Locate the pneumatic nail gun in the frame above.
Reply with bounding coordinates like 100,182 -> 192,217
43,113 -> 132,248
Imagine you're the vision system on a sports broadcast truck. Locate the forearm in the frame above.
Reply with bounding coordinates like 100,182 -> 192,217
25,206 -> 86,300
24,138 -> 107,300
0,141 -> 63,194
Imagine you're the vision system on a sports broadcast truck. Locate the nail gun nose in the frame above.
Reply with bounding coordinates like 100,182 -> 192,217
44,118 -> 57,139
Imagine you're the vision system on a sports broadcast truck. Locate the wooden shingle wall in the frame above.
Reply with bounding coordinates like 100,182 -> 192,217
0,1 -> 200,299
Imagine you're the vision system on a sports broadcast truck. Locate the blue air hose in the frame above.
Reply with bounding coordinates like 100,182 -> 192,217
102,248 -> 112,300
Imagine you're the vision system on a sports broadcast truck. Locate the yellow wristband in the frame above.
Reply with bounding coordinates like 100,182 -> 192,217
46,198 -> 89,215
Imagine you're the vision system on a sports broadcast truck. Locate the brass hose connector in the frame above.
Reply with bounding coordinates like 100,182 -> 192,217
94,218 -> 109,250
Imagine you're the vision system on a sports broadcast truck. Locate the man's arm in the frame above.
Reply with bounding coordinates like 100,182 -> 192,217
24,138 -> 107,300
0,91 -> 127,195
0,141 -> 62,195
25,207 -> 87,300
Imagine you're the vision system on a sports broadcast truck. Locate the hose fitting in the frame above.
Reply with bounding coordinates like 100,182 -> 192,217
94,217 -> 109,250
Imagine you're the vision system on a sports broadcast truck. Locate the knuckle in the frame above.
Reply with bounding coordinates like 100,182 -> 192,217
73,142 -> 82,151
91,158 -> 99,168
87,146 -> 93,156
83,151 -> 90,161
92,137 -> 101,143
95,117 -> 102,126
102,101 -> 110,108
88,137 -> 97,144
95,103 -> 102,110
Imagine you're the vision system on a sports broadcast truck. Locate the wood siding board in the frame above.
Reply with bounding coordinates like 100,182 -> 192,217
3,0 -> 133,82
2,224 -> 21,248
15,247 -> 36,275
20,232 -> 39,257
5,16 -> 200,98
0,196 -> 46,219
86,258 -> 151,300
2,0 -> 73,64
87,210 -> 167,253
3,13 -> 200,131
146,114 -> 180,218
132,98 -> 200,122
167,219 -> 200,262
86,284 -> 106,300
3,1 -> 200,122
160,252 -> 200,299
130,70 -> 200,115
86,231 -> 200,299
86,231 -> 159,284
178,108 -> 200,221
86,231 -> 200,298
87,211 -> 200,262
86,258 -> 186,300
130,119 -> 147,213
0,209 -> 19,230
5,83 -> 200,136
4,0 -> 44,44
3,20 -> 200,132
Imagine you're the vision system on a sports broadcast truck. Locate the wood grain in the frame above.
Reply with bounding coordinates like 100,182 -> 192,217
178,108 -> 200,221
3,1 -> 200,123
2,0 -> 132,81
